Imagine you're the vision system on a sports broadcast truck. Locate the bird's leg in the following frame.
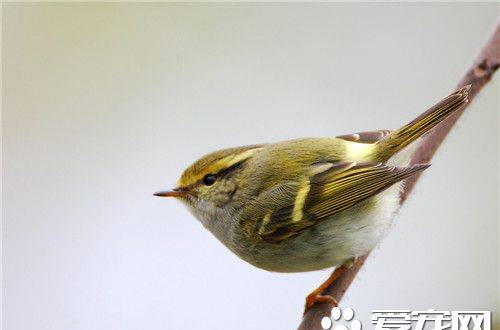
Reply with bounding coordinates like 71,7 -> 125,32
304,258 -> 356,313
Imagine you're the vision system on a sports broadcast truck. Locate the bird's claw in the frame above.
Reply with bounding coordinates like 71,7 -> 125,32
304,294 -> 338,314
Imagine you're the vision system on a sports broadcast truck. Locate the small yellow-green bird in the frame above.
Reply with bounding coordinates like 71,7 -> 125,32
155,86 -> 470,311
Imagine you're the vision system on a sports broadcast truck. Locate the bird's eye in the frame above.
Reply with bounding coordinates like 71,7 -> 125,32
202,174 -> 217,186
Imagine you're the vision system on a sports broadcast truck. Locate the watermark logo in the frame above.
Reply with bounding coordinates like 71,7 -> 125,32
372,310 -> 491,330
320,307 -> 491,330
321,307 -> 362,330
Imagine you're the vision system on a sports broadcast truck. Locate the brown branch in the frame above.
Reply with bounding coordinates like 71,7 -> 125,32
298,22 -> 500,330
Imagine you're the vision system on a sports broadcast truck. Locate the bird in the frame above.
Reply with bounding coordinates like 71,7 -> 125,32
154,85 -> 470,311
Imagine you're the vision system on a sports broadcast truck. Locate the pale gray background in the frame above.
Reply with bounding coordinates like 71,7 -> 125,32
3,3 -> 499,330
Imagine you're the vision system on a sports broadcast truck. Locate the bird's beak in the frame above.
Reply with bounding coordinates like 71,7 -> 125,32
153,188 -> 188,198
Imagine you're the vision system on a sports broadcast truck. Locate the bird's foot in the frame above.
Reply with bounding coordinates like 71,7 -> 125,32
302,259 -> 355,315
304,293 -> 338,314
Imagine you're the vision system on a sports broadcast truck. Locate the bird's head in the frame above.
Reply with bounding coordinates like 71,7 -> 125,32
154,144 -> 263,227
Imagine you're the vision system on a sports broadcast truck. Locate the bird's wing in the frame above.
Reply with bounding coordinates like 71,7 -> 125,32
336,130 -> 391,144
253,161 -> 428,242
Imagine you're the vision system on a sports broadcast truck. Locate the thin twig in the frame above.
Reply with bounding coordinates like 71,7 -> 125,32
298,22 -> 500,330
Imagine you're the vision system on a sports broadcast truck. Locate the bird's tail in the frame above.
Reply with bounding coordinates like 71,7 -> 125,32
374,85 -> 471,162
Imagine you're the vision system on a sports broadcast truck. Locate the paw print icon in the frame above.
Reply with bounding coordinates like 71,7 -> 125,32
321,306 -> 362,330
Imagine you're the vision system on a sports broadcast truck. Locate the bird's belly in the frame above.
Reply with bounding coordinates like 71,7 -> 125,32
241,182 -> 403,273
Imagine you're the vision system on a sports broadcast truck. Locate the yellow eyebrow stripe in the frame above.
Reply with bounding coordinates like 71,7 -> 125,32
216,148 -> 263,170
178,147 -> 262,187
